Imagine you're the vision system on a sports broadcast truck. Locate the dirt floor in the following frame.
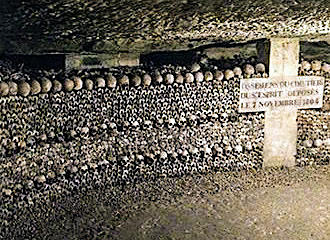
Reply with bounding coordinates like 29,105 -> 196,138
24,165 -> 329,240
116,178 -> 330,240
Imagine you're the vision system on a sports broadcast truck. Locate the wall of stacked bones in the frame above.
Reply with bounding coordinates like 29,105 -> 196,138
0,57 -> 329,233
296,61 -> 330,166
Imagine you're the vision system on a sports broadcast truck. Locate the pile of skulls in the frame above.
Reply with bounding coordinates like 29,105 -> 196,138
296,110 -> 330,166
0,57 -> 329,238
299,60 -> 330,77
0,59 -> 266,237
0,59 -> 268,97
0,61 -> 267,157
296,59 -> 330,166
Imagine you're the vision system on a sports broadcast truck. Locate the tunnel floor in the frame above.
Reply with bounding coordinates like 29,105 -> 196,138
25,165 -> 330,240
116,177 -> 330,240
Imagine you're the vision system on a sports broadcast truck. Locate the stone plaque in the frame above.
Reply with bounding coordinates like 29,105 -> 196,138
239,76 -> 325,113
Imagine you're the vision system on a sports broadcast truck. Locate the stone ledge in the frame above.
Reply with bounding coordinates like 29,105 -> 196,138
65,53 -> 140,70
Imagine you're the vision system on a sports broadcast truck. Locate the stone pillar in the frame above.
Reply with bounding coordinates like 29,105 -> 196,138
263,38 -> 300,167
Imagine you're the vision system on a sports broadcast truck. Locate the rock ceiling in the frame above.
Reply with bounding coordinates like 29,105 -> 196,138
1,0 -> 330,54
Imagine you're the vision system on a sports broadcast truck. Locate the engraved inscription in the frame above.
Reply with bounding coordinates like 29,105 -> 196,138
239,76 -> 325,113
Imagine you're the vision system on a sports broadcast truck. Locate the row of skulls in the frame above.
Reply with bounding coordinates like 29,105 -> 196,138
0,58 -> 328,160
0,60 -> 329,98
0,62 -> 268,97
299,60 -> 330,76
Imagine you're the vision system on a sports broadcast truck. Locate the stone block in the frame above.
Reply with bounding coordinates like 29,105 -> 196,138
269,38 -> 300,77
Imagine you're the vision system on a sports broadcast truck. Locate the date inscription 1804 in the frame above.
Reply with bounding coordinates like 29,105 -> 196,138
239,76 -> 325,113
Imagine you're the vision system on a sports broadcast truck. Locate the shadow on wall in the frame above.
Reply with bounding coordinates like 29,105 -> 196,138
301,41 -> 330,63
141,51 -> 199,67
140,41 -> 330,70
0,41 -> 329,72
4,54 -> 66,70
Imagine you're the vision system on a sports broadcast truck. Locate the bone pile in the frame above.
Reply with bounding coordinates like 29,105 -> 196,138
296,60 -> 330,166
0,57 -> 329,238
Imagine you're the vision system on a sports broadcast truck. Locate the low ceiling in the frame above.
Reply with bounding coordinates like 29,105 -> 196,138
1,0 -> 330,54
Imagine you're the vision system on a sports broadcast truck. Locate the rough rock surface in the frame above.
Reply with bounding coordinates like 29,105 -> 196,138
8,165 -> 330,240
1,0 -> 330,54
